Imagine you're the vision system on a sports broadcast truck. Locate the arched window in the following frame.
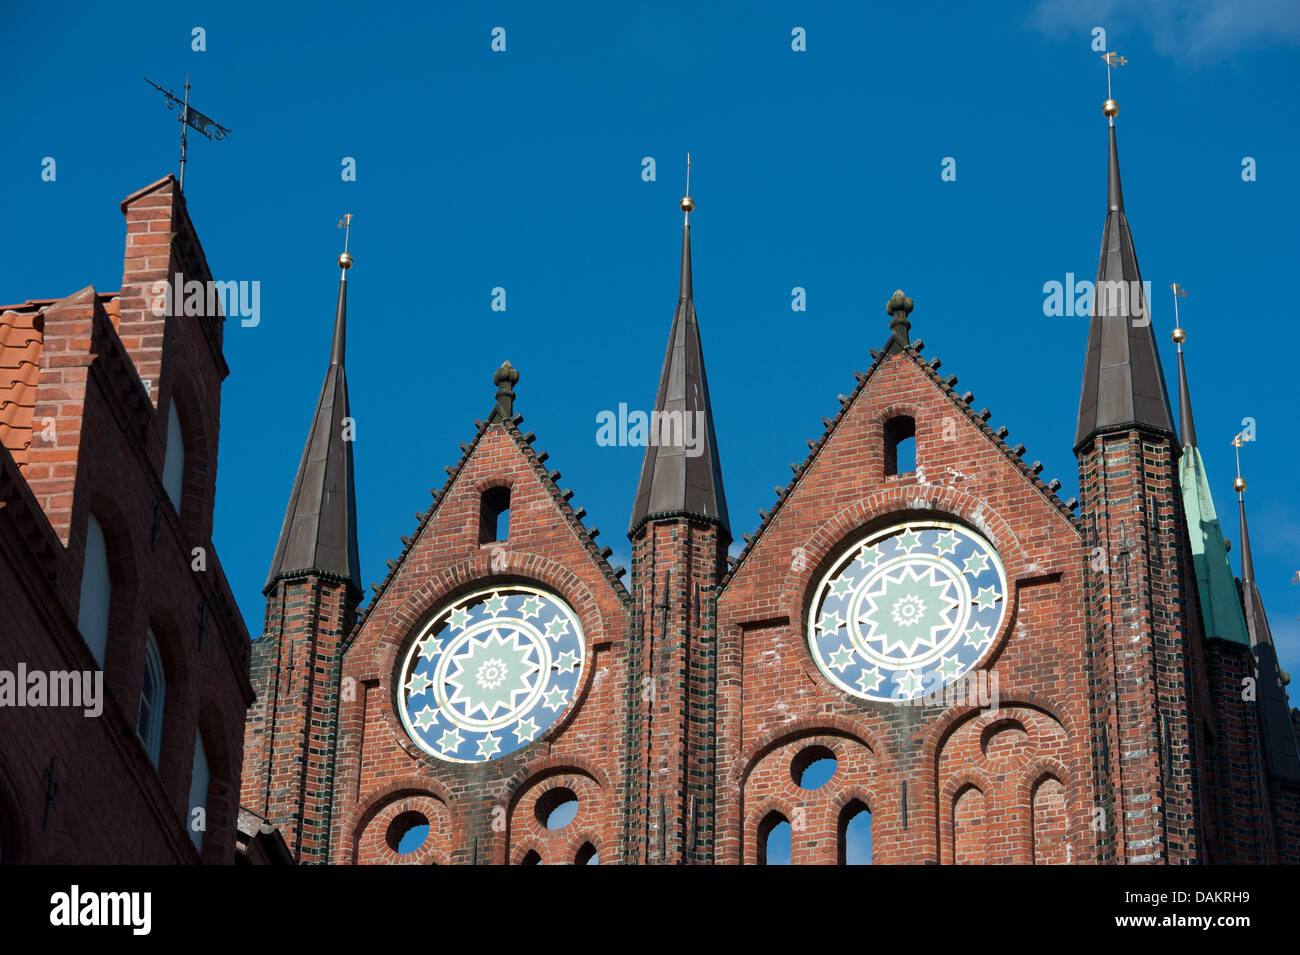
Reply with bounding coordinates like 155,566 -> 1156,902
77,514 -> 111,666
162,400 -> 185,507
757,810 -> 791,865
478,486 -> 511,543
520,850 -> 542,865
884,415 -> 916,476
838,799 -> 872,864
136,630 -> 165,768
1031,776 -> 1068,864
952,785 -> 986,864
575,842 -> 599,865
188,731 -> 209,853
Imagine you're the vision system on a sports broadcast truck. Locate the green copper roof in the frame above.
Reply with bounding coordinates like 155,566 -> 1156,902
1178,447 -> 1249,646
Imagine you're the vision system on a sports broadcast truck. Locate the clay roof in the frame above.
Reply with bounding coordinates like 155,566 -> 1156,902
0,293 -> 120,471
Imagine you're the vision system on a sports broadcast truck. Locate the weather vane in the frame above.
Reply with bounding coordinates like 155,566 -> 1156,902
143,75 -> 230,193
681,153 -> 695,217
337,214 -> 355,271
1100,51 -> 1127,122
1170,283 -> 1188,346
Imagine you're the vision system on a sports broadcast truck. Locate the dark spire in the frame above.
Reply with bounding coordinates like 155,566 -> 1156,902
1236,479 -> 1300,781
629,194 -> 729,538
265,245 -> 361,594
1175,348 -> 1197,447
1074,103 -> 1176,451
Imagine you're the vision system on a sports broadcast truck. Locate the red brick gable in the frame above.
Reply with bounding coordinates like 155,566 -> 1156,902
713,341 -> 1094,864
330,416 -> 634,864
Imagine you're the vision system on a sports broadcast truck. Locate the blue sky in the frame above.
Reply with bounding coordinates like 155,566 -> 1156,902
4,0 -> 1299,710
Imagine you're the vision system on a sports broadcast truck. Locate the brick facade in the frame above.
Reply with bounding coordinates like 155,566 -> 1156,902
0,176 -> 252,864
240,293 -> 1300,863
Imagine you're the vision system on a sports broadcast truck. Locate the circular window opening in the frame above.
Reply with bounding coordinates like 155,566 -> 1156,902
534,787 -> 579,830
386,810 -> 430,855
791,745 -> 838,790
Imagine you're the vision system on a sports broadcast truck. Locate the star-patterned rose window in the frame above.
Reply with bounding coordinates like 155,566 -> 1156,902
807,520 -> 1007,702
397,585 -> 585,762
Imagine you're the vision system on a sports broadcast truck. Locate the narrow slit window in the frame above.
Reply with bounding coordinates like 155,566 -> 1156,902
478,486 -> 511,543
884,415 -> 916,476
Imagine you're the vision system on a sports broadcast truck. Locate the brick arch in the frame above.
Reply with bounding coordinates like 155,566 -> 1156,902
775,486 -> 1034,637
340,774 -> 460,856
193,692 -> 244,864
351,555 -> 618,772
140,605 -> 195,809
161,362 -> 211,533
354,550 -> 616,681
946,779 -> 991,865
350,789 -> 455,865
505,766 -> 608,865
743,794 -> 798,865
1023,765 -> 1072,865
931,704 -> 1073,864
919,695 -> 1078,770
560,828 -> 609,865
732,717 -> 883,789
738,728 -> 879,865
78,488 -> 143,705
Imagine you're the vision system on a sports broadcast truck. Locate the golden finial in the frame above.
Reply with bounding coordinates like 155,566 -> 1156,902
337,213 -> 354,270
1170,283 -> 1187,345
1231,429 -> 1249,493
1101,51 -> 1126,120
680,152 -> 695,214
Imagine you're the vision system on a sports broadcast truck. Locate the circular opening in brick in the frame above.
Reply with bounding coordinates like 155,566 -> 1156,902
534,787 -> 579,830
386,810 -> 430,855
791,745 -> 838,790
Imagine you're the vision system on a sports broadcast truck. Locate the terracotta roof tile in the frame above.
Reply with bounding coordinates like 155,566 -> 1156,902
0,306 -> 45,471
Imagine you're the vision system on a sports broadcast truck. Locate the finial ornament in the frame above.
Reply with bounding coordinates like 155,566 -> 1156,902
680,153 -> 695,214
1231,429 -> 1250,493
886,289 -> 914,318
338,213 -> 354,270
493,360 -> 520,418
1170,283 -> 1187,344
1100,51 -> 1126,122
886,289 -> 914,349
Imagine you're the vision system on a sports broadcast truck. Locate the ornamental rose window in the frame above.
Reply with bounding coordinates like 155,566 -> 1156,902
807,521 -> 1007,703
397,585 -> 585,762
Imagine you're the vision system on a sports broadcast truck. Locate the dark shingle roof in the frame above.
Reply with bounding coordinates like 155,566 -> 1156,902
1074,119 -> 1176,450
265,275 -> 361,593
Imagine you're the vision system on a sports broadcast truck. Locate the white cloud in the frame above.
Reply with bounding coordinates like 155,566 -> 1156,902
1028,0 -> 1300,59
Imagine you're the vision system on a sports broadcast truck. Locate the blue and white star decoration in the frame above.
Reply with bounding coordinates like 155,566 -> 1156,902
807,521 -> 1007,703
397,585 -> 586,763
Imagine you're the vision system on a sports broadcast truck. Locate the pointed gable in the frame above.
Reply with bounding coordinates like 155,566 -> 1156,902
354,363 -> 629,633
722,292 -> 1079,606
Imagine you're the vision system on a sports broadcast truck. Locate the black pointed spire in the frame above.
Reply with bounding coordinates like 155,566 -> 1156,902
1171,288 -> 1197,448
629,190 -> 729,539
265,242 -> 361,594
1175,349 -> 1197,447
1236,477 -> 1300,781
1074,102 -> 1176,451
